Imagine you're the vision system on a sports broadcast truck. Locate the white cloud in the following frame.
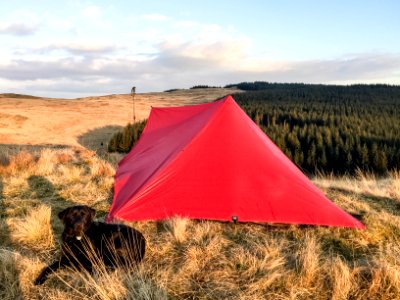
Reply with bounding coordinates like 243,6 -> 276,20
157,37 -> 250,66
39,41 -> 119,55
1,48 -> 399,98
0,21 -> 39,36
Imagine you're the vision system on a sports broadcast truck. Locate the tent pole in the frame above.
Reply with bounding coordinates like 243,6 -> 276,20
131,86 -> 137,141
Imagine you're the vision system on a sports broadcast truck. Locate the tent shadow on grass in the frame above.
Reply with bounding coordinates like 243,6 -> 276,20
27,175 -> 79,236
328,186 -> 400,217
27,175 -> 110,222
77,125 -> 123,154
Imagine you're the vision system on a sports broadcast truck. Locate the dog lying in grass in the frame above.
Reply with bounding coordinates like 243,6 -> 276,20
34,205 -> 146,285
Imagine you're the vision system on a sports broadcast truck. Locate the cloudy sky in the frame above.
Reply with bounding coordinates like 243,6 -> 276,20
0,0 -> 399,98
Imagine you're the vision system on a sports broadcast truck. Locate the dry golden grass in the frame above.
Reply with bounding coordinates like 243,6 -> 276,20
164,217 -> 189,243
0,88 -> 239,148
9,204 -> 55,252
1,148 -> 400,299
0,250 -> 22,300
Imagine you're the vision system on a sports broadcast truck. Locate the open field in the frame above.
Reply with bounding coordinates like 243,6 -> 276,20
1,89 -> 400,299
0,88 -> 238,149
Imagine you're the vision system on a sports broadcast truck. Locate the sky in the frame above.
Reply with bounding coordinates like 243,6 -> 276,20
0,0 -> 399,98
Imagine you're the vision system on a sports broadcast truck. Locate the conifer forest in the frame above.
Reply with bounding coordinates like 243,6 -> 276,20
109,83 -> 400,175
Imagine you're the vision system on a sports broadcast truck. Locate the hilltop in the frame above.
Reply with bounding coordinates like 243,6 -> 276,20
0,88 -> 239,149
0,93 -> 43,99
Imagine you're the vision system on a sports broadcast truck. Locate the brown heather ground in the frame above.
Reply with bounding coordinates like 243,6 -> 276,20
0,90 -> 400,299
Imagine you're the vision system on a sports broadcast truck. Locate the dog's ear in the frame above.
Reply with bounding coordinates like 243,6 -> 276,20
86,207 -> 96,220
58,207 -> 70,221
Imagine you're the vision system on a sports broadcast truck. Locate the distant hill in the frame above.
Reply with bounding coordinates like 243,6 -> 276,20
0,93 -> 42,99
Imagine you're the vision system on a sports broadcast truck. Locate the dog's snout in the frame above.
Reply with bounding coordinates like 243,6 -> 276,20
73,220 -> 85,230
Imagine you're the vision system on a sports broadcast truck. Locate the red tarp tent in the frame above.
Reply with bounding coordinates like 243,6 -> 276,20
107,96 -> 364,228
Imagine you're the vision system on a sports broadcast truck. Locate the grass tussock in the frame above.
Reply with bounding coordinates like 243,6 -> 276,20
0,151 -> 36,176
330,256 -> 354,300
164,217 -> 189,243
9,204 -> 55,252
1,148 -> 400,299
0,250 -> 22,300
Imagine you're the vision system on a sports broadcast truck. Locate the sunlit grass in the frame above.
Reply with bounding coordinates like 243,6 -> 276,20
1,148 -> 400,299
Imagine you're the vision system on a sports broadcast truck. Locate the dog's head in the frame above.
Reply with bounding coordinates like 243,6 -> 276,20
58,205 -> 96,240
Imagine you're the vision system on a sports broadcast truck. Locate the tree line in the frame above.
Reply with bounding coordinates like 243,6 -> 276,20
108,120 -> 146,153
109,82 -> 400,175
231,82 -> 400,175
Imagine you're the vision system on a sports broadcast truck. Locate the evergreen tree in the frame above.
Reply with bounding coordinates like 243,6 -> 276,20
306,142 -> 317,171
360,143 -> 369,170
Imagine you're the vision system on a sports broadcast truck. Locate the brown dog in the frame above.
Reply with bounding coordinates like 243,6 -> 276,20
34,205 -> 145,285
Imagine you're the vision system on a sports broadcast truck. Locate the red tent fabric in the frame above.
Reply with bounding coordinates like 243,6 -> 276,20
107,96 -> 364,228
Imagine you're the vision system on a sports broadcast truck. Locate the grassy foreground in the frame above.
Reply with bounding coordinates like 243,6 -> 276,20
0,148 -> 400,299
